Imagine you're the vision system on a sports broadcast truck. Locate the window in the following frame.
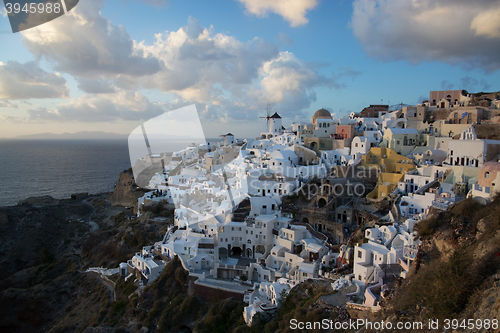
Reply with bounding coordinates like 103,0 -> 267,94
485,172 -> 490,178
358,251 -> 362,258
232,227 -> 234,231
355,143 -> 358,147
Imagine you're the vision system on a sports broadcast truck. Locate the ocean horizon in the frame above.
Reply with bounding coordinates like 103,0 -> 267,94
0,138 -> 223,207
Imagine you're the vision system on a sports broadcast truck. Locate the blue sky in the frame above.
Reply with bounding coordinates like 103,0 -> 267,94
0,0 -> 499,138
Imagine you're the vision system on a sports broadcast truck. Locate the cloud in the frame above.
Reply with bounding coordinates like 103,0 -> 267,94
27,90 -> 165,122
459,76 -> 491,92
0,61 -> 69,99
133,0 -> 168,7
277,32 -> 293,45
134,17 -> 280,102
14,4 -> 338,125
77,78 -> 116,94
350,0 -> 500,71
0,99 -> 18,108
237,0 -> 318,27
470,5 -> 500,38
334,66 -> 362,82
1,7 -> 6,18
246,51 -> 334,118
441,80 -> 455,90
21,0 -> 160,78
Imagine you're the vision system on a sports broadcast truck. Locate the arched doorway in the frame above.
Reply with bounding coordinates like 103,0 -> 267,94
232,247 -> 242,257
318,198 -> 327,208
219,247 -> 228,260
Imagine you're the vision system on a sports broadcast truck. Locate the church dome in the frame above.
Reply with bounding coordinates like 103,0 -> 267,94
314,108 -> 331,118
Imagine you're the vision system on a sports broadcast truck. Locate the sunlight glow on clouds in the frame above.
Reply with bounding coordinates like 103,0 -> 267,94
12,1 -> 341,125
351,0 -> 500,71
27,90 -> 165,122
237,0 -> 318,27
0,61 -> 69,99
471,5 -> 500,39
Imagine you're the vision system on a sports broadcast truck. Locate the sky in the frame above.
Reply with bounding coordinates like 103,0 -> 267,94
0,0 -> 499,139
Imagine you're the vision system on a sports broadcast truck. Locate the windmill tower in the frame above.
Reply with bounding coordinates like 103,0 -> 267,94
259,104 -> 283,138
259,104 -> 273,132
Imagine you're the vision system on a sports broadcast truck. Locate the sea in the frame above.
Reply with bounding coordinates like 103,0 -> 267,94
0,138 -> 222,207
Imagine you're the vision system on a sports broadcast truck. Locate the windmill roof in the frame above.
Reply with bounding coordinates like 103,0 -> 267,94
270,112 -> 281,119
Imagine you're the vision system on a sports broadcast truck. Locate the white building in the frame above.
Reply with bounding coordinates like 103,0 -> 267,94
447,139 -> 500,168
129,246 -> 166,283
351,136 -> 373,159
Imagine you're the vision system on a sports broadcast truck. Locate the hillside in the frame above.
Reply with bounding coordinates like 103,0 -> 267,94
369,197 -> 500,332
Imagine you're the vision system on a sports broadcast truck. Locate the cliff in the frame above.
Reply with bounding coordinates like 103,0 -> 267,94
108,169 -> 149,214
373,197 -> 500,332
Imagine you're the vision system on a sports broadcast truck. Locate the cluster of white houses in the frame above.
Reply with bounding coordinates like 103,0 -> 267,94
121,89 -> 500,323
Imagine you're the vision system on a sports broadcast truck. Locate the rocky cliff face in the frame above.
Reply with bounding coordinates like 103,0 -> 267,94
374,198 -> 500,333
108,169 -> 148,214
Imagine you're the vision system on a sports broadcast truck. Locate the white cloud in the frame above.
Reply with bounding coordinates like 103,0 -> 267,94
350,0 -> 500,71
257,52 -> 328,104
134,17 -> 280,103
471,5 -> 500,39
0,61 -> 69,99
237,0 -> 318,27
21,0 -> 160,78
27,90 -> 165,122
12,4 -> 343,125
1,7 -> 6,18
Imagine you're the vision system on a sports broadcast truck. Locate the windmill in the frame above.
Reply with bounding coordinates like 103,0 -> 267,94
259,104 -> 272,132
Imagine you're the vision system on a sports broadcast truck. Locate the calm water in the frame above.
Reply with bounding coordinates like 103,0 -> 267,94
0,139 -> 131,206
0,138 -> 224,207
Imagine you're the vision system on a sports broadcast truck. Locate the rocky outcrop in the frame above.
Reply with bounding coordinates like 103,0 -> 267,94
17,195 -> 59,206
108,170 -> 148,214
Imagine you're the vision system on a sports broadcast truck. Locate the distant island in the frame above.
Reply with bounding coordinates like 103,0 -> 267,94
4,131 -> 129,140
1,131 -> 208,141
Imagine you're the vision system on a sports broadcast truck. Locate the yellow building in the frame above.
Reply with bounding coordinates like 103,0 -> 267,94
360,148 -> 416,199
381,128 -> 420,155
